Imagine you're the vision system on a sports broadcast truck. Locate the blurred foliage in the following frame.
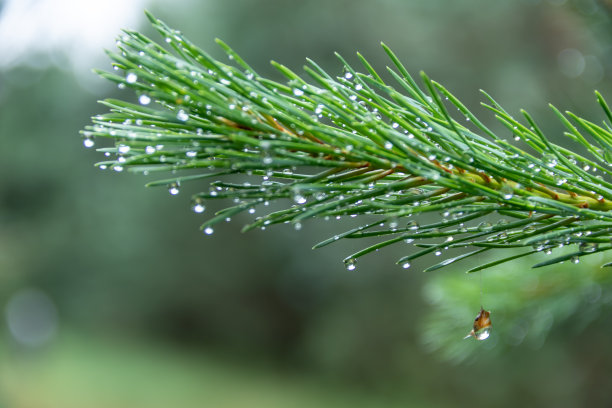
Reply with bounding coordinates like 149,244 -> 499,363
0,333 -> 438,408
2,0 -> 612,407
423,249 -> 612,362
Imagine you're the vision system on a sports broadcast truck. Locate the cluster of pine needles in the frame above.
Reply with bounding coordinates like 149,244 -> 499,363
82,12 -> 612,272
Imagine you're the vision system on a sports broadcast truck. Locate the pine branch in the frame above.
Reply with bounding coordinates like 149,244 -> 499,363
82,12 -> 612,272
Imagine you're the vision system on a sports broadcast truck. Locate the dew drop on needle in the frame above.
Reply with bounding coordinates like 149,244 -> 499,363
464,307 -> 492,341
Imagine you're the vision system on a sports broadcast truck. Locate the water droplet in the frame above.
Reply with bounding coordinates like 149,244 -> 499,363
168,183 -> 180,195
344,258 -> 357,271
355,83 -> 363,91
204,227 -> 214,235
344,72 -> 353,80
461,152 -> 474,164
139,94 -> 151,105
401,262 -> 411,269
83,137 -> 95,148
523,225 -> 536,234
193,203 -> 205,213
579,242 -> 598,253
293,192 -> 307,204
177,110 -> 189,121
145,146 -> 156,154
392,122 -> 399,129
477,221 -> 493,232
384,141 -> 393,149
543,153 -> 558,168
293,88 -> 304,97
407,221 -> 419,230
464,307 -> 492,341
113,165 -> 123,172
294,222 -> 302,231
571,256 -> 580,264
126,72 -> 138,83
500,184 -> 514,200
118,145 -> 130,154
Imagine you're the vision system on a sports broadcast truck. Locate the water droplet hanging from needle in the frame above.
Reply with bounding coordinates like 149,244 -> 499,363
464,307 -> 492,341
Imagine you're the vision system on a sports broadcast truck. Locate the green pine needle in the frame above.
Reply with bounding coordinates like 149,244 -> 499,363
82,12 -> 612,272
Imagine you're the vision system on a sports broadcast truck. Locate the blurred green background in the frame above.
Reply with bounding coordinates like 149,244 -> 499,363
2,0 -> 612,406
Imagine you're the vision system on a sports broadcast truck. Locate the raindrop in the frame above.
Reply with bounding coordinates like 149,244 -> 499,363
293,88 -> 304,97
176,110 -> 189,122
193,203 -> 205,213
407,220 -> 419,230
401,262 -> 411,269
571,256 -> 580,264
464,307 -> 492,341
139,94 -> 151,105
294,222 -> 302,231
344,72 -> 353,80
118,145 -> 131,154
543,153 -> 557,168
477,221 -> 493,232
579,242 -> 598,253
168,183 -> 180,195
384,141 -> 393,149
126,72 -> 138,83
500,184 -> 514,200
518,226 -> 535,236
204,227 -> 214,235
145,146 -> 156,154
344,258 -> 357,271
461,152 -> 474,163
83,137 -> 95,148
293,191 -> 307,204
